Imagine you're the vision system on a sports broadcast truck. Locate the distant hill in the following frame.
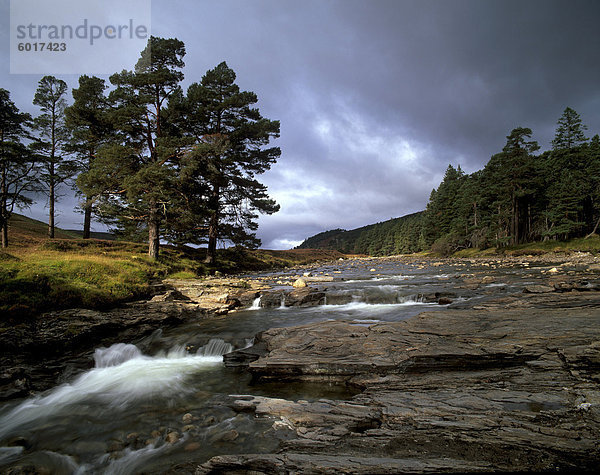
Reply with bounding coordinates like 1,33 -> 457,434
297,211 -> 426,256
7,214 -> 114,243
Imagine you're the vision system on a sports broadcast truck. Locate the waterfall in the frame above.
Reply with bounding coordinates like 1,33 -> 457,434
197,338 -> 234,356
0,343 -> 223,440
94,343 -> 143,368
249,296 -> 262,310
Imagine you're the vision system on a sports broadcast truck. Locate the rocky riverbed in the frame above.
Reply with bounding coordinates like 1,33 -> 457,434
202,255 -> 600,474
2,252 -> 600,473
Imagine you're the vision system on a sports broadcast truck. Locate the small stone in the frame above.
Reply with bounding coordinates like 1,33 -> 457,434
219,429 -> 239,442
182,424 -> 197,432
549,267 -> 559,273
202,416 -> 217,426
438,297 -> 453,305
184,442 -> 203,452
166,431 -> 180,444
182,413 -> 194,424
293,278 -> 307,288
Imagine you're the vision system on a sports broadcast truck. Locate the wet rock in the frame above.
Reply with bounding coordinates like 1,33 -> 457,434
284,288 -> 326,307
438,297 -> 453,305
106,440 -> 124,452
182,424 -> 197,432
420,291 -> 457,303
304,275 -> 335,282
553,282 -> 575,292
198,453 -> 493,474
218,429 -> 239,442
150,289 -> 189,302
481,276 -> 495,284
182,413 -> 194,424
166,431 -> 180,444
523,284 -> 555,293
184,442 -> 202,452
213,297 -> 600,473
223,339 -> 267,367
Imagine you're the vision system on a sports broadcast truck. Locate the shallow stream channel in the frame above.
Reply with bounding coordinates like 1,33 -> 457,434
0,258 -> 546,473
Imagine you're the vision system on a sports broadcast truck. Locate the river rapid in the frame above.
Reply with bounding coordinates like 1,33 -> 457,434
0,258 -> 548,474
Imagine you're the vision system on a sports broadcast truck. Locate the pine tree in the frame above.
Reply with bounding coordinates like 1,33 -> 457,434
546,109 -> 592,239
31,76 -> 75,238
551,107 -> 588,150
181,62 -> 280,263
80,37 -> 188,258
0,89 -> 37,248
65,75 -> 112,239
586,135 -> 600,236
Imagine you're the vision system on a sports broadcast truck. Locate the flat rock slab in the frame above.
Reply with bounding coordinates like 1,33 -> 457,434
209,294 -> 600,472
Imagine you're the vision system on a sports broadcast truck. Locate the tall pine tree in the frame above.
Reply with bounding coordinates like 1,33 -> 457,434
181,62 -> 280,263
31,76 -> 75,238
0,89 -> 37,248
65,75 -> 112,239
80,37 -> 188,258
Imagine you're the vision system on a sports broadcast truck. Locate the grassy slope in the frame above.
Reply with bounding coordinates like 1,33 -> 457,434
1,214 -> 344,319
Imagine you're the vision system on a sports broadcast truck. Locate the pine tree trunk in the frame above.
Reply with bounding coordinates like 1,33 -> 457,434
148,206 -> 160,259
48,179 -> 55,239
83,197 -> 92,239
205,211 -> 218,264
1,167 -> 7,248
510,194 -> 517,245
586,215 -> 600,238
1,221 -> 7,248
205,186 -> 220,264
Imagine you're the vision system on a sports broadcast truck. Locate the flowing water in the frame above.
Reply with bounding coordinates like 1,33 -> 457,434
0,259 -> 541,473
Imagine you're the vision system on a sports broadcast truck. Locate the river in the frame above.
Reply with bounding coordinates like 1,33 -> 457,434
0,258 -> 542,473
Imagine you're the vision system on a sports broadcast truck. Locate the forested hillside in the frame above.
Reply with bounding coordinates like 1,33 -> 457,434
300,107 -> 600,256
297,212 -> 424,255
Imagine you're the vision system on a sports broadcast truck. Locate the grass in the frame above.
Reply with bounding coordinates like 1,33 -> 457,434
0,241 -> 205,319
0,214 -> 346,319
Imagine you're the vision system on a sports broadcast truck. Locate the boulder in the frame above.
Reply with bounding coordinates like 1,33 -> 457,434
293,278 -> 307,288
285,288 -> 326,307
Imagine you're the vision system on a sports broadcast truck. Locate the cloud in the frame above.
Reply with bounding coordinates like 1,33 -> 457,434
3,0 -> 600,249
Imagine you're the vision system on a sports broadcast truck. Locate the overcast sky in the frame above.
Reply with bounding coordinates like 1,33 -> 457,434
2,0 -> 600,249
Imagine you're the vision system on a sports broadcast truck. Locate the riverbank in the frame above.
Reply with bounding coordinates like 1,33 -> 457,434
0,236 -> 346,320
3,250 -> 600,401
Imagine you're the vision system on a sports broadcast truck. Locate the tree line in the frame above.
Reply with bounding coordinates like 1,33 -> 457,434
299,107 -> 600,256
0,36 -> 280,262
424,108 -> 599,254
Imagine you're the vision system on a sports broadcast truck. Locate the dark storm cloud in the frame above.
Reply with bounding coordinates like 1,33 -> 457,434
3,0 -> 599,248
